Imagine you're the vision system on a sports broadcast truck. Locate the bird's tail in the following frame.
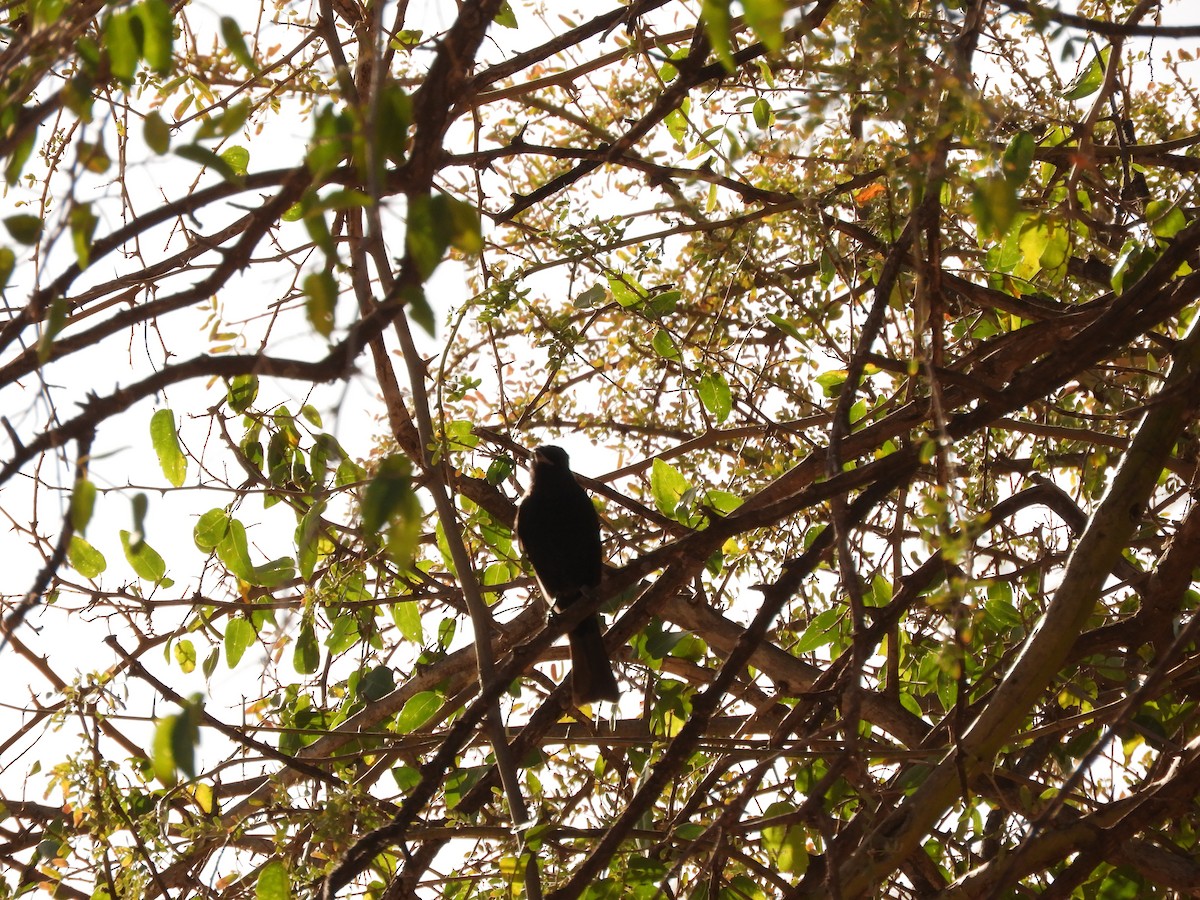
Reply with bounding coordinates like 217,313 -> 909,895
567,614 -> 620,705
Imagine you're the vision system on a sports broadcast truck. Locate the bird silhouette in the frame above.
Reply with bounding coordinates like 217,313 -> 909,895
515,445 -> 619,705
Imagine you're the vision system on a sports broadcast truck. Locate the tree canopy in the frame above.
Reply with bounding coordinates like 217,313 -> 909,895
5,0 -> 1200,897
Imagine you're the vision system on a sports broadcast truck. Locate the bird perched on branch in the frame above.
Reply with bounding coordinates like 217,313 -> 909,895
515,445 -> 620,705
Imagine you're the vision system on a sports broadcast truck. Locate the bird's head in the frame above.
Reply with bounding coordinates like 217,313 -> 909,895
532,445 -> 571,470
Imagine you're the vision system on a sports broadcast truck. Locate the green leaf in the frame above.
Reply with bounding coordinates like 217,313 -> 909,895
120,530 -> 171,586
173,699 -> 200,777
697,372 -> 733,423
650,458 -> 690,520
196,102 -> 250,140
37,296 -> 68,363
220,16 -> 258,73
68,535 -> 106,578
443,195 -> 482,256
300,404 -> 322,428
395,691 -> 442,733
648,289 -> 680,317
144,111 -> 171,154
150,408 -> 187,487
705,489 -> 742,515
216,518 -> 254,582
305,105 -> 350,177
151,696 -> 202,784
664,103 -> 689,145
607,275 -> 644,308
1112,240 -> 1154,295
405,194 -> 482,279
1061,46 -> 1110,101
359,666 -> 395,701
130,492 -> 149,547
251,557 -> 295,588
494,1 -> 517,27
742,0 -> 784,51
220,145 -> 250,177
5,130 -> 36,185
135,0 -> 175,75
971,174 -> 1019,239
194,508 -> 230,553
485,455 -> 514,485
765,312 -> 804,342
296,501 -> 325,580
392,601 -> 423,643
151,715 -> 180,785
226,374 -> 258,412
700,0 -> 735,72
224,617 -> 256,667
405,194 -> 444,274
173,639 -> 197,674
68,203 -> 98,269
104,10 -> 140,84
69,478 -> 97,533
293,618 -> 320,674
574,283 -> 607,309
651,328 -> 680,360
304,270 -> 337,338
793,607 -> 843,654
77,140 -> 110,173
0,247 -> 14,292
303,206 -> 335,258
361,454 -> 413,534
1002,131 -> 1035,186
752,97 -> 771,129
175,144 -> 241,183
63,72 -> 96,123
255,859 -> 292,900
1146,200 -> 1188,239
4,214 -> 43,245
362,455 -> 421,569
376,82 -> 412,166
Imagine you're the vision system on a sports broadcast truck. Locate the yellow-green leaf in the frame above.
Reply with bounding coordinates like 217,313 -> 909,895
176,144 -> 241,183
220,16 -> 259,73
396,691 -> 442,733
697,372 -> 733,423
69,478 -> 97,533
292,618 -> 320,674
224,617 -> 256,667
150,408 -> 187,487
135,0 -> 175,75
4,214 -> 43,245
220,145 -> 250,177
69,203 -> 98,269
120,530 -> 172,586
255,860 -> 292,900
144,110 -> 171,153
303,270 -> 337,338
68,535 -> 106,578
0,247 -> 14,291
173,639 -> 197,674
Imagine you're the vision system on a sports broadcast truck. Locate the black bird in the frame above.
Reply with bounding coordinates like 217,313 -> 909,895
515,445 -> 620,705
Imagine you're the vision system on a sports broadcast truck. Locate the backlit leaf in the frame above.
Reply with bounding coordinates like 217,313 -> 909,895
68,536 -> 106,578
150,408 -> 187,487
396,691 -> 442,733
220,16 -> 258,73
255,860 -> 291,900
697,371 -> 733,423
120,530 -> 171,586
225,617 -> 256,667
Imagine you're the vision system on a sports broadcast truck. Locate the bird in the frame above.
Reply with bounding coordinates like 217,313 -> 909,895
514,445 -> 620,705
